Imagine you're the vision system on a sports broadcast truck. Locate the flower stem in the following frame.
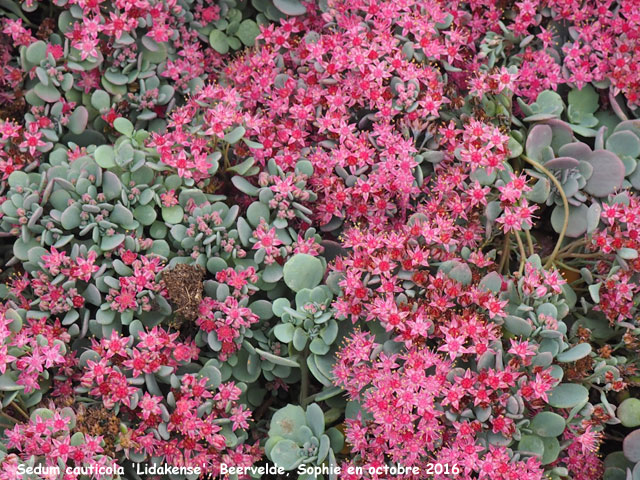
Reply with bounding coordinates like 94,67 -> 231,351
554,260 -> 581,273
522,155 -> 569,269
499,232 -> 511,274
0,411 -> 19,424
524,229 -> 535,256
11,402 -> 29,420
559,238 -> 587,254
543,238 -> 587,264
300,346 -> 310,408
515,231 -> 527,275
559,252 -> 604,260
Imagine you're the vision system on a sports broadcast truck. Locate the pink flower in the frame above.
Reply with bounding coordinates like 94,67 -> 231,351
0,345 -> 16,374
19,129 -> 46,156
575,425 -> 603,455
508,339 -> 536,362
138,393 -> 163,420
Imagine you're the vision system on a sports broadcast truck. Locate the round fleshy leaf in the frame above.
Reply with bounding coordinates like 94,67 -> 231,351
30,408 -> 54,422
134,204 -> 157,226
518,434 -> 544,458
507,136 -> 522,159
110,204 -> 134,226
624,429 -> 640,463
535,90 -> 564,113
558,141 -> 592,161
236,19 -> 260,46
8,171 -> 29,188
478,271 -> 502,293
525,124 -> 552,162
310,338 -> 330,355
68,106 -> 88,134
605,452 -> 633,472
232,176 -> 260,195
0,372 -> 22,391
273,298 -> 291,317
544,156 -> 579,170
557,343 -> 591,363
283,254 -> 324,292
602,467 -> 625,480
91,89 -> 111,110
619,398 -> 640,428
273,0 -> 306,15
101,233 -> 125,251
587,203 -> 602,233
162,205 -> 184,224
614,119 -> 640,139
526,177 -> 551,203
503,315 -> 533,337
568,85 -> 599,115
232,350 -> 261,383
224,126 -> 246,144
274,323 -> 295,343
296,160 -> 314,177
250,300 -> 273,320
206,257 -> 227,274
541,437 -> 560,465
102,171 -> 122,200
547,383 -> 588,409
61,205 -> 82,230
293,327 -> 308,350
447,262 -> 472,285
199,365 -> 222,389
262,262 -> 283,283
577,160 -> 594,179
209,30 -> 229,54
530,412 -> 565,437
584,150 -> 625,197
306,403 -> 325,437
321,320 -> 338,345
34,83 -> 61,103
113,117 -> 134,137
270,439 -> 301,470
551,204 -> 589,238
544,119 -> 575,151
26,41 -> 47,64
524,91 -> 564,121
95,145 -> 116,168
246,201 -> 270,227
268,404 -> 307,440
607,130 -> 640,159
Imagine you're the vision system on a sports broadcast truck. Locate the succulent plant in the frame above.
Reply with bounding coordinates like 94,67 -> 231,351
2,141 -> 160,258
206,7 -> 262,54
518,88 -> 640,237
205,0 -> 317,57
518,90 -> 565,123
271,283 -> 351,387
266,403 -> 343,476
252,0 -> 311,22
390,77 -> 420,113
5,1 -> 640,479
600,429 -> 640,480
475,256 -> 619,468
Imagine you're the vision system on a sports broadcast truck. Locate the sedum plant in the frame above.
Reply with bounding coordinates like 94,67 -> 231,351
4,1 -> 640,480
266,403 -> 343,477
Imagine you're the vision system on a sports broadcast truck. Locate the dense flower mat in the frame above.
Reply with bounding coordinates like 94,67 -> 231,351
1,0 -> 640,479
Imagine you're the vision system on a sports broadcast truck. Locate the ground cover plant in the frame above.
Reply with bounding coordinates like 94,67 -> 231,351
1,0 -> 640,479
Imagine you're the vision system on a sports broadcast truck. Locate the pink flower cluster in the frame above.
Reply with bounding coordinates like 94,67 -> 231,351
0,305 -> 69,394
2,407 -> 117,480
105,251 -> 165,313
589,195 -> 640,324
334,332 -> 549,479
